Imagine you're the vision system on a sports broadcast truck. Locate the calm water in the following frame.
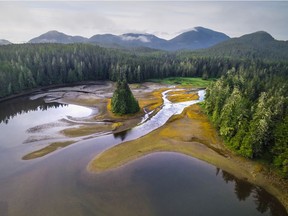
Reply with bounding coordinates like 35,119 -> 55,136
0,96 -> 92,148
0,87 -> 287,216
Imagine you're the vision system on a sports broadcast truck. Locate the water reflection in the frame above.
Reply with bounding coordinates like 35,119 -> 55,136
124,152 -> 287,216
0,96 -> 66,124
0,95 -> 92,150
113,130 -> 129,141
219,169 -> 287,215
0,89 -> 287,215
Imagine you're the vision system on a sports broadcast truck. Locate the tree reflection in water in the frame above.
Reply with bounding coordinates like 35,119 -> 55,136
218,168 -> 287,215
113,130 -> 128,141
0,96 -> 66,124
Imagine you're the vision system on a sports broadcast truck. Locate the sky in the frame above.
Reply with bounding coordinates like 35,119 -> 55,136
0,1 -> 287,43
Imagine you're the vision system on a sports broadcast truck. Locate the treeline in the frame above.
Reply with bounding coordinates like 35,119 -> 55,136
0,43 -> 242,98
204,62 -> 288,177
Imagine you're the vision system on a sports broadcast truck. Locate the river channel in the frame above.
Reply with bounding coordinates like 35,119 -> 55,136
0,85 -> 286,216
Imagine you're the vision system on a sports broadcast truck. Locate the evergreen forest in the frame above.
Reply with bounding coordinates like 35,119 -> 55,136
205,63 -> 288,177
0,42 -> 287,176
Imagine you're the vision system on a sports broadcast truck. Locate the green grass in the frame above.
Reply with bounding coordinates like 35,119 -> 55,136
147,77 -> 215,88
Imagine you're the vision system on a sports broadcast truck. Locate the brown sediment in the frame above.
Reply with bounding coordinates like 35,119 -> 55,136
22,141 -> 75,160
22,85 -> 169,161
62,97 -> 105,107
89,88 -> 167,133
139,88 -> 167,111
61,124 -> 113,137
87,104 -> 224,173
88,104 -> 288,211
167,89 -> 199,103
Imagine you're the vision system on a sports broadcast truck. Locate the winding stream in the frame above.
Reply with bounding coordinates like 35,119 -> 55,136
113,89 -> 205,142
0,86 -> 286,216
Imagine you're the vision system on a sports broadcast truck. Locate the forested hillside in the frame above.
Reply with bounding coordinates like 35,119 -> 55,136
200,31 -> 288,61
204,62 -> 288,177
0,43 -> 237,98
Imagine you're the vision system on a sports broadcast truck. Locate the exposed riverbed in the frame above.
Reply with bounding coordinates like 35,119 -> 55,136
0,82 -> 287,215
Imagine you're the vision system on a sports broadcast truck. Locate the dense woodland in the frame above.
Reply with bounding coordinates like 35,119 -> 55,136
0,43 -> 287,177
0,43 -> 240,98
205,62 -> 288,177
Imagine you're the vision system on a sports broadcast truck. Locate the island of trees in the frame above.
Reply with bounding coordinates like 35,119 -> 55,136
111,79 -> 140,115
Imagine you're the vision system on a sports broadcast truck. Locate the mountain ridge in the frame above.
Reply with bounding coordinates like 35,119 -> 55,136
168,26 -> 230,50
29,30 -> 87,44
0,39 -> 12,45
28,27 -> 230,51
198,31 -> 288,60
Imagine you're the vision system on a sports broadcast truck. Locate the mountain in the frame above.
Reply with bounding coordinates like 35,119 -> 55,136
25,29 -> 288,58
168,26 -> 230,50
29,30 -> 88,44
0,39 -> 12,45
28,27 -> 229,51
201,31 -> 288,60
89,28 -> 229,51
89,33 -> 168,49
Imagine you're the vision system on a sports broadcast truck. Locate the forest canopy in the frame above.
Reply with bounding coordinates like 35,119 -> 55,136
0,43 -> 243,98
204,63 -> 288,177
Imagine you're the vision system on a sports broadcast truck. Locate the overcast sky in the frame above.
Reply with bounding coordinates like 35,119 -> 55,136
0,1 -> 287,43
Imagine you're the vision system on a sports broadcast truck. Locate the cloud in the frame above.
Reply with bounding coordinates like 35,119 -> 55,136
120,35 -> 151,43
0,1 -> 287,43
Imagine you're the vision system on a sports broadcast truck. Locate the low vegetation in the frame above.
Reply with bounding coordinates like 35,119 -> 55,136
22,141 -> 75,160
167,89 -> 199,103
148,77 -> 214,88
61,124 -> 113,137
88,104 -> 223,172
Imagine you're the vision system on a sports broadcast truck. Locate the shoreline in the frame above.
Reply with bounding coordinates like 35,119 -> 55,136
88,104 -> 288,211
0,80 -> 110,103
2,82 -> 287,211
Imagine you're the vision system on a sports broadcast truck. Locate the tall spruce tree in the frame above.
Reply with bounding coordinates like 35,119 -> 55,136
111,79 -> 140,115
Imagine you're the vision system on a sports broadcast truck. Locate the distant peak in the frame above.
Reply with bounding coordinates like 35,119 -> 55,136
194,26 -> 205,30
0,39 -> 12,45
47,30 -> 60,33
254,31 -> 274,39
45,30 -> 66,35
240,31 -> 274,42
29,30 -> 87,44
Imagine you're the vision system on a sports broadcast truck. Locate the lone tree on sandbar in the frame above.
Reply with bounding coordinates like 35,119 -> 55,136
111,79 -> 140,115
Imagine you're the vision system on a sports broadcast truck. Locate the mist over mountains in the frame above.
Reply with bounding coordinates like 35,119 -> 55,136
1,26 -> 287,60
27,26 -> 230,51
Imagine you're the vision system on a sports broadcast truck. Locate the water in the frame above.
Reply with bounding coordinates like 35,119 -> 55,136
0,96 -> 92,148
0,87 -> 286,216
113,89 -> 205,142
0,95 -> 93,178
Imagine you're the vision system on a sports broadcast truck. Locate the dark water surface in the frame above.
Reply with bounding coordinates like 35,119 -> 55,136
0,89 -> 287,216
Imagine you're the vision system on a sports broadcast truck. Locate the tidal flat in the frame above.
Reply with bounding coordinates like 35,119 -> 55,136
0,81 -> 287,215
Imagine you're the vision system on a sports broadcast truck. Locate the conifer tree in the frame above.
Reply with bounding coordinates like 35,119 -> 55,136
111,76 -> 140,115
